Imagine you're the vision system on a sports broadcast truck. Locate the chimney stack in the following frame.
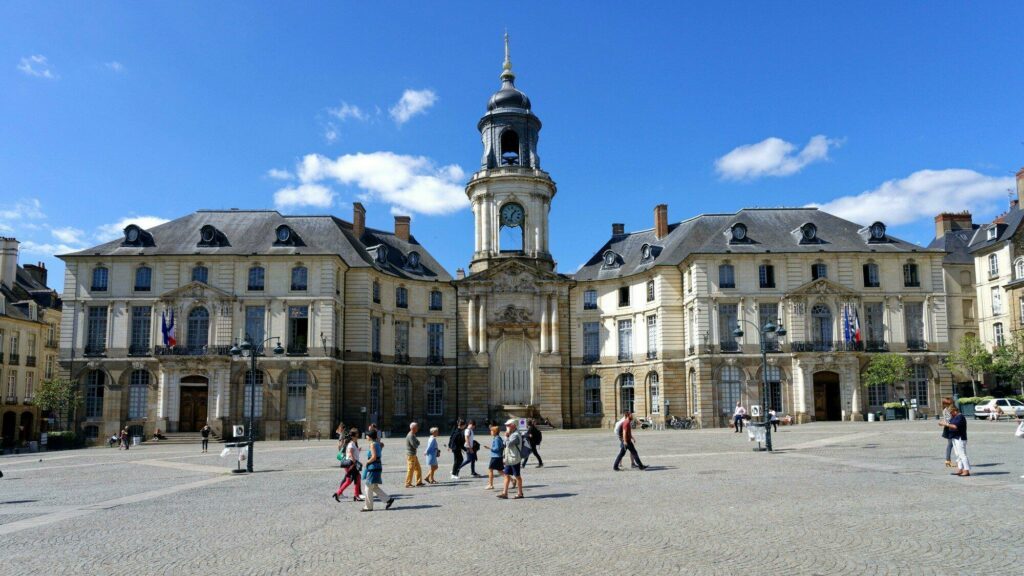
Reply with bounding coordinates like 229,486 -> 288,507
934,211 -> 973,239
394,215 -> 411,242
611,223 -> 625,236
1017,167 -> 1024,206
456,268 -> 465,280
0,237 -> 19,289
654,204 -> 669,239
24,261 -> 47,288
353,202 -> 366,239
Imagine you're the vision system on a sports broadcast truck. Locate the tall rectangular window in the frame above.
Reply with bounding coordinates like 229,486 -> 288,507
991,287 -> 1003,315
759,303 -> 779,350
428,323 -> 444,362
128,370 -> 149,419
719,264 -> 736,289
429,290 -> 443,311
245,306 -> 265,343
812,263 -> 828,280
91,267 -> 109,291
583,322 -> 600,363
766,365 -> 782,412
25,372 -> 34,399
868,382 -> 888,406
962,299 -> 975,320
904,302 -> 925,349
45,356 -> 54,379
618,286 -> 630,307
426,376 -> 443,416
135,267 -> 152,292
369,374 -> 381,417
86,306 -> 108,354
371,317 -> 381,357
393,375 -> 409,416
988,253 -> 999,277
863,263 -> 880,288
584,376 -> 602,416
396,287 -> 408,308
243,370 -> 264,418
583,289 -> 597,310
617,319 -> 632,361
248,266 -> 265,291
646,280 -> 655,302
291,266 -> 308,291
994,322 -> 1005,346
649,373 -> 660,414
865,302 -> 884,347
718,303 -> 738,351
646,315 -> 657,359
903,263 -> 920,287
287,306 -> 308,353
394,321 -> 409,360
6,370 -> 15,398
909,364 -> 929,407
372,280 -> 381,303
759,264 -> 775,289
720,366 -> 741,418
130,306 -> 151,353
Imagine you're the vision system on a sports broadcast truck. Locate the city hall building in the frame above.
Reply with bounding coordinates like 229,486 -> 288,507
59,44 -> 954,440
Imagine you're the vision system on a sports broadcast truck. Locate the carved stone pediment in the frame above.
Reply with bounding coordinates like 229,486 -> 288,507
456,258 -> 568,291
786,278 -> 858,299
493,304 -> 532,324
159,281 -> 236,303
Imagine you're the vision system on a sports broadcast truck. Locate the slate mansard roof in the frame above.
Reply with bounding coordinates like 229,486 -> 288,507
61,210 -> 451,282
965,205 -> 1024,255
575,207 -> 939,281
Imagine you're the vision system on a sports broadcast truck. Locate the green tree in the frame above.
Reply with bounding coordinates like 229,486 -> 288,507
862,354 -> 912,401
34,378 -> 80,431
944,334 -> 991,397
991,333 -> 1024,396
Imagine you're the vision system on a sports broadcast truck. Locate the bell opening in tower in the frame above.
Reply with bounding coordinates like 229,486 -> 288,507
499,202 -> 525,253
500,130 -> 520,166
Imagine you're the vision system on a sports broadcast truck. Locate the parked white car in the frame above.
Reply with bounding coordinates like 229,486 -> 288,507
973,398 -> 1024,420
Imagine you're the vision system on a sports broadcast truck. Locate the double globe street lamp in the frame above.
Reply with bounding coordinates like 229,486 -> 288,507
732,319 -> 786,452
229,336 -> 284,472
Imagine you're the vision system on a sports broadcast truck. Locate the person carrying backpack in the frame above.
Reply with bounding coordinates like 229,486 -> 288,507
448,419 -> 466,480
522,419 -> 544,468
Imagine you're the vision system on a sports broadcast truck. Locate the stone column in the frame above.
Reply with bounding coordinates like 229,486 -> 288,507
551,294 -> 559,354
467,295 -> 477,353
540,296 -> 549,353
478,296 -> 487,353
850,364 -> 862,421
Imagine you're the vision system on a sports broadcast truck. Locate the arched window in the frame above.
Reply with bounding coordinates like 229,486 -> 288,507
720,366 -> 741,416
91,266 -> 109,291
291,266 -> 308,291
500,129 -> 520,165
134,266 -> 152,292
286,370 -> 307,421
988,253 -> 999,277
584,376 -> 602,416
85,371 -> 105,419
811,304 -> 833,349
619,373 -> 635,414
187,307 -> 210,352
248,266 -> 265,291
649,373 -> 661,415
128,370 -> 149,420
243,370 -> 264,418
718,264 -> 735,288
191,265 -> 208,284
1015,258 -> 1024,280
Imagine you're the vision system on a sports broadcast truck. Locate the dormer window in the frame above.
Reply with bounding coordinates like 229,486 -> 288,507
374,245 -> 389,265
869,221 -> 887,242
602,250 -> 621,269
197,225 -> 228,247
640,244 -> 652,261
406,251 -> 421,269
273,225 -> 304,247
201,226 -> 216,243
730,223 -> 748,243
121,224 -> 154,247
987,227 -> 997,241
799,222 -> 818,243
277,226 -> 291,242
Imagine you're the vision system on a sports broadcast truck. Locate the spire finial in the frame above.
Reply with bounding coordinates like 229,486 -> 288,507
501,31 -> 515,83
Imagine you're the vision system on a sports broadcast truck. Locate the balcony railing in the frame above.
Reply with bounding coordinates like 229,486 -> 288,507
791,341 -> 863,353
762,341 -> 781,353
4,396 -> 16,405
646,350 -> 658,360
286,344 -> 309,356
45,339 -> 58,349
395,353 -> 410,365
128,345 -> 151,357
371,351 -> 382,363
25,356 -> 36,367
864,340 -> 888,352
8,353 -> 19,365
906,339 -> 928,351
719,341 -> 740,353
427,355 -> 445,366
583,354 -> 599,365
83,346 -> 105,358
617,352 -> 633,362
0,352 -> 4,364
154,345 -> 233,356
23,396 -> 34,405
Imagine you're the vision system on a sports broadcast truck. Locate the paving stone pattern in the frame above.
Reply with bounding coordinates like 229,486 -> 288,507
1,421 -> 1022,575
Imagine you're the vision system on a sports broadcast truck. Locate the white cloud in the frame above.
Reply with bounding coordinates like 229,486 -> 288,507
17,55 -> 57,79
273,183 -> 336,210
266,168 -> 294,181
328,102 -> 367,122
51,227 -> 86,245
19,240 -> 81,257
293,151 -> 467,216
105,61 -> 124,73
96,216 -> 171,241
715,135 -> 839,180
324,125 -> 339,143
812,169 -> 1014,226
389,89 -> 437,125
0,198 -> 45,221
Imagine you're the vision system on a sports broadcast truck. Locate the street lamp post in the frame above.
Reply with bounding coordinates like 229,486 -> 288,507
733,319 -> 786,452
230,336 -> 284,472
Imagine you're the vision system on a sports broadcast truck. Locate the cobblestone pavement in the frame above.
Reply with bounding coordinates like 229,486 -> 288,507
1,420 -> 1022,575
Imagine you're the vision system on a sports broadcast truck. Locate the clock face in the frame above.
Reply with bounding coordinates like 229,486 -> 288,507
126,227 -> 139,242
276,227 -> 291,242
870,222 -> 885,239
500,203 -> 524,227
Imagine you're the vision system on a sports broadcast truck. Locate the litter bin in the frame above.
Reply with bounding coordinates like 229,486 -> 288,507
908,409 -> 918,421
746,421 -> 768,451
132,436 -> 141,446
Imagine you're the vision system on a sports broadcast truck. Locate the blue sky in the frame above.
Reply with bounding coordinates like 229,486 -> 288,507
3,2 -> 1023,290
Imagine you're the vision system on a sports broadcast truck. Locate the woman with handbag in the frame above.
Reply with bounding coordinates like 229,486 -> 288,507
424,427 -> 441,484
940,398 -> 954,468
333,429 -> 364,502
361,429 -> 395,511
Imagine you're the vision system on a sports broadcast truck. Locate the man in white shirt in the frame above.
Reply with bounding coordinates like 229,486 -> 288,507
457,419 -> 481,477
733,402 -> 747,433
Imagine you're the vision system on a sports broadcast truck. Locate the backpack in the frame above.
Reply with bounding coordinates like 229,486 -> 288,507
448,429 -> 462,451
614,420 -> 623,439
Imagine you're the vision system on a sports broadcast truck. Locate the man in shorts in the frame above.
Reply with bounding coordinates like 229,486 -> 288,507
498,419 -> 524,499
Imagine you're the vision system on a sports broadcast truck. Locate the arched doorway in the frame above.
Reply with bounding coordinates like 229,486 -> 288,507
20,412 -> 34,442
813,371 -> 841,421
492,338 -> 533,406
1,411 -> 15,448
179,375 -> 209,432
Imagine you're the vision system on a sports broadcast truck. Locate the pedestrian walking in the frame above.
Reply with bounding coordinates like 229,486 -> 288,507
367,422 -> 384,446
458,420 -> 482,477
940,397 -> 954,468
405,422 -> 424,488
613,414 -> 637,468
733,402 -> 746,433
498,419 -> 524,499
522,419 -> 544,467
941,405 -> 970,477
486,424 -> 504,490
424,427 -> 440,484
334,429 -> 364,502
768,410 -> 779,433
613,411 -> 647,471
448,419 -> 466,480
201,424 -> 211,453
120,427 -> 130,450
361,429 -> 395,511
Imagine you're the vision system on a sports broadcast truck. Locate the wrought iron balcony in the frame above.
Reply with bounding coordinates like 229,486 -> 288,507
646,350 -> 658,360
864,340 -> 888,352
25,356 -> 36,367
906,339 -> 928,351
83,346 -> 105,358
429,304 -> 443,311
371,351 -> 382,363
4,396 -> 16,405
791,341 -> 863,353
583,302 -> 597,310
286,344 -> 309,356
23,396 -> 34,405
154,345 -> 233,356
617,352 -> 633,362
719,341 -> 740,353
762,341 -> 782,353
128,345 -> 151,357
427,355 -> 445,366
583,354 -> 600,365
395,353 -> 410,365
7,353 -> 19,364
45,338 -> 58,349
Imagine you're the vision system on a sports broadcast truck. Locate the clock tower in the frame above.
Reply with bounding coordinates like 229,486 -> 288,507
457,35 -> 571,429
467,33 -> 556,274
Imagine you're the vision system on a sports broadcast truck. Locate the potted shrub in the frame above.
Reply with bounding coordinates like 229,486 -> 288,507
883,401 -> 906,420
956,396 -> 993,418
863,354 -> 912,419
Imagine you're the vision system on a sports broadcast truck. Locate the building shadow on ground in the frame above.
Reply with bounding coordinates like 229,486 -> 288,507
528,493 -> 577,499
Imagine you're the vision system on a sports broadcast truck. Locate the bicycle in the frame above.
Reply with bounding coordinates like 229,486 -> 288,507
666,414 -> 700,430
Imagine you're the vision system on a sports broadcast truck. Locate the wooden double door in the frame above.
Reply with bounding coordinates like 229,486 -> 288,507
179,387 -> 208,432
